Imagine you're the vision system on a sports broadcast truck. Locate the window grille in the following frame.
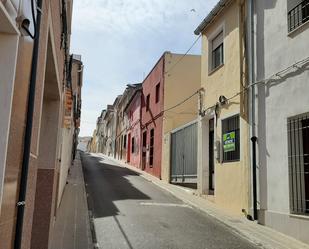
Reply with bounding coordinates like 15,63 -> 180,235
288,0 -> 309,32
222,115 -> 240,162
287,112 -> 309,215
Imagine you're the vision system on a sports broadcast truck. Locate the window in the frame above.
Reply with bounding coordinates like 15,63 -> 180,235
149,129 -> 154,166
211,31 -> 224,70
288,0 -> 309,32
132,137 -> 135,154
123,134 -> 127,149
146,94 -> 150,111
287,112 -> 309,215
155,83 -> 160,103
222,115 -> 240,162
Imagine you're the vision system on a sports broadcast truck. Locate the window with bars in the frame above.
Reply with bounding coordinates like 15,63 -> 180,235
222,115 -> 240,162
288,0 -> 309,32
149,129 -> 154,166
287,112 -> 309,215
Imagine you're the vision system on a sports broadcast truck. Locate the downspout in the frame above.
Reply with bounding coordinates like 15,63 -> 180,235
14,0 -> 43,248
247,0 -> 258,220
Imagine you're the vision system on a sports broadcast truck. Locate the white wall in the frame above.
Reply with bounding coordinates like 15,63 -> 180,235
255,0 -> 309,243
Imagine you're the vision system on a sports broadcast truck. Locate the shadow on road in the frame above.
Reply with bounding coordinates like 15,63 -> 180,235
80,152 -> 151,218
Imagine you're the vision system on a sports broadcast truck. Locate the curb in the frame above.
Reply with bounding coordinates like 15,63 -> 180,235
99,153 -> 309,249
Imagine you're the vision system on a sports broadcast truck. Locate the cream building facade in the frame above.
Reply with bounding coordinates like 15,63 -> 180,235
195,0 -> 250,215
161,53 -> 201,183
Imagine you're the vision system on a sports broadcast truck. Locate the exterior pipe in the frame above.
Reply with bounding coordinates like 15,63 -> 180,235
247,0 -> 258,220
14,0 -> 43,248
251,136 -> 258,220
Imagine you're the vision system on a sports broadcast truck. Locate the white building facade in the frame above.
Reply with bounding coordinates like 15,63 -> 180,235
254,0 -> 309,244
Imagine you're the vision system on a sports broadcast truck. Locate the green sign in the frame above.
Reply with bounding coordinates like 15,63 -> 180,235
223,131 -> 235,152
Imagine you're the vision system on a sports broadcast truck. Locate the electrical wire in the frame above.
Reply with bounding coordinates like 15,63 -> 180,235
164,34 -> 202,75
21,0 -> 37,39
201,55 -> 309,115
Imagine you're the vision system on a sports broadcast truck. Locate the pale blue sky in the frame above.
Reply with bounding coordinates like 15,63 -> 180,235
70,0 -> 218,136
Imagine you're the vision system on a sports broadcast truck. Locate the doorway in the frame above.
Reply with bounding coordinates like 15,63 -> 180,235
209,118 -> 215,194
127,133 -> 131,163
142,131 -> 147,170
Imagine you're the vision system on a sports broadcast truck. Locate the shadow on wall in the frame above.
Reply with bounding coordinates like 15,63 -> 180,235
80,152 -> 151,218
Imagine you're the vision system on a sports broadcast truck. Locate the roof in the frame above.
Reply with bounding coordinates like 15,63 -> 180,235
194,0 -> 231,35
123,87 -> 143,113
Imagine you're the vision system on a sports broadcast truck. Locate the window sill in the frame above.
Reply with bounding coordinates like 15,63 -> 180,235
221,159 -> 240,164
289,213 -> 309,220
208,63 -> 224,76
288,20 -> 309,37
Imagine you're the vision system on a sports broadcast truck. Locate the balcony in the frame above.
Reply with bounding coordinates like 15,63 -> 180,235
288,0 -> 309,33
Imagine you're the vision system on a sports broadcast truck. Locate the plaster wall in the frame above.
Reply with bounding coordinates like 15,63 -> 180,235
126,92 -> 142,168
57,127 -> 74,207
198,1 -> 250,214
161,53 -> 201,182
0,33 -> 19,212
141,54 -> 165,178
255,0 -> 309,244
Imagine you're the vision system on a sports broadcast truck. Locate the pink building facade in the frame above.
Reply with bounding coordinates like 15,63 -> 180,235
141,54 -> 165,179
125,90 -> 142,168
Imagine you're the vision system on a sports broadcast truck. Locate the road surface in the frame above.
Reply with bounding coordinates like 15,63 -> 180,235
81,152 -> 259,249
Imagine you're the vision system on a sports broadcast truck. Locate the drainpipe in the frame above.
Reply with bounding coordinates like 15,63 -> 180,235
247,0 -> 258,221
14,0 -> 43,248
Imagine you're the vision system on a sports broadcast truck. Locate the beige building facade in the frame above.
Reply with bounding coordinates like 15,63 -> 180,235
161,53 -> 201,183
195,0 -> 250,215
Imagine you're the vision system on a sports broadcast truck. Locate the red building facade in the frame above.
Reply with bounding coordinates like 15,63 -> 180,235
141,54 -> 165,179
125,90 -> 142,168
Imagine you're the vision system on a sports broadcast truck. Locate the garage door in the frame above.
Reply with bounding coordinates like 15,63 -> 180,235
170,122 -> 197,183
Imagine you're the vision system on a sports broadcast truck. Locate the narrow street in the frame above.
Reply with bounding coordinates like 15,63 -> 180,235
81,152 -> 259,249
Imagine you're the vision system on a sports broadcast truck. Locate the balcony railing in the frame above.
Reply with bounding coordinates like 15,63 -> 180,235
288,0 -> 309,32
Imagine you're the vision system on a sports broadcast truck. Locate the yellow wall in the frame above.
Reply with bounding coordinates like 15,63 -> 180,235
161,53 -> 201,181
200,1 -> 249,214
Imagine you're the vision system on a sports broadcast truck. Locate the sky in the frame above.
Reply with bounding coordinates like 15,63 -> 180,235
70,0 -> 218,137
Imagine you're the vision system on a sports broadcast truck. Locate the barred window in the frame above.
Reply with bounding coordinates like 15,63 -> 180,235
222,115 -> 240,162
287,112 -> 309,215
288,0 -> 309,32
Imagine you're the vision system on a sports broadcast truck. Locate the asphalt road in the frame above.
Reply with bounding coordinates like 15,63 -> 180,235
81,152 -> 259,249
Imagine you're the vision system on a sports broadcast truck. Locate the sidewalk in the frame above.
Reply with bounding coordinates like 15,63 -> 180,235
99,153 -> 309,249
50,152 -> 93,249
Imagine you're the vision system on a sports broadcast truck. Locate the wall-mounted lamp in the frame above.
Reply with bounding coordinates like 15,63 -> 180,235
218,95 -> 228,106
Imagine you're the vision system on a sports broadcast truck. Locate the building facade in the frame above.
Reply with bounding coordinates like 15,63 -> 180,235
161,53 -> 201,183
125,89 -> 143,168
0,0 -> 83,248
195,0 -> 250,215
58,55 -> 83,207
254,0 -> 309,243
115,84 -> 142,162
141,54 -> 165,178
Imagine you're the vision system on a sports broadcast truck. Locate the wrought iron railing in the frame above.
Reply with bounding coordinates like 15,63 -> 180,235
288,0 -> 309,32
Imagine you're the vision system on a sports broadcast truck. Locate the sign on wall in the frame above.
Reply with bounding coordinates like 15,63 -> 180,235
223,131 -> 235,152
